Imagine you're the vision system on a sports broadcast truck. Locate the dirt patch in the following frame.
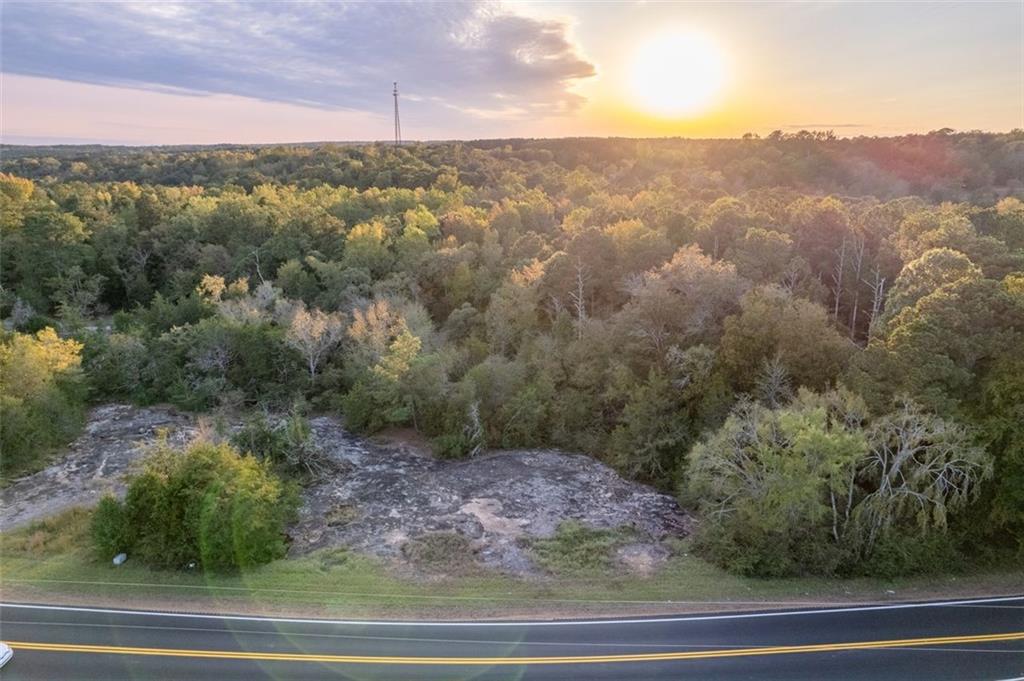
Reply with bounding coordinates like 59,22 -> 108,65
617,543 -> 672,576
459,498 -> 528,537
401,532 -> 478,575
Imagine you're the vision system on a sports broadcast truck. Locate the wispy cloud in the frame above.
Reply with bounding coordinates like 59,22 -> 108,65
784,123 -> 867,129
0,1 -> 596,122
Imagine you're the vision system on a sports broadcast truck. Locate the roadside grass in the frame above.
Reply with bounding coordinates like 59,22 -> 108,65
2,507 -> 1021,620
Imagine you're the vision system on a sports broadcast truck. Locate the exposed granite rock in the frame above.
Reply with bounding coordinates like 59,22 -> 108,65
290,417 -> 692,574
0,404 -> 194,531
1,405 -> 693,576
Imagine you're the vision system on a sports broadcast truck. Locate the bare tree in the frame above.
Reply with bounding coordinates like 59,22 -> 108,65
251,247 -> 267,285
117,246 -> 152,295
9,298 -> 34,329
754,354 -> 793,408
847,236 -> 866,339
190,330 -> 232,387
285,306 -> 346,381
853,401 -> 992,554
464,401 -> 485,457
780,260 -> 802,295
831,236 -> 847,322
568,257 -> 589,339
864,267 -> 887,337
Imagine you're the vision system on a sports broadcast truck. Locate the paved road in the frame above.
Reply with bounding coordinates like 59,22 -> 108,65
1,596 -> 1021,680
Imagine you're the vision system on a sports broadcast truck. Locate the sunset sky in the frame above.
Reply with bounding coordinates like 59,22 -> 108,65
1,1 -> 1020,145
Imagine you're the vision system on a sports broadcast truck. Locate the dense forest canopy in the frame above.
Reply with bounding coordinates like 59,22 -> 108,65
4,130 -> 1023,201
2,131 -> 1022,576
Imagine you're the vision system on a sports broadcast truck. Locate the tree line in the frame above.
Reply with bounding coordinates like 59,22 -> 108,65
1,133 -> 1021,575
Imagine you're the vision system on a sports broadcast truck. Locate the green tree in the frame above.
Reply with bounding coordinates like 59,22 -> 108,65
852,401 -> 991,569
687,391 -> 867,576
725,227 -> 797,284
687,389 -> 990,576
883,248 -> 982,324
343,326 -> 422,431
5,210 -> 94,312
618,245 -> 747,357
485,261 -> 543,356
606,369 -> 690,484
719,286 -> 853,393
341,220 -> 393,277
91,438 -> 297,571
0,328 -> 87,478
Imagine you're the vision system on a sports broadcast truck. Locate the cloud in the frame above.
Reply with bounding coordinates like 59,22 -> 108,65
783,123 -> 867,130
0,1 -> 596,122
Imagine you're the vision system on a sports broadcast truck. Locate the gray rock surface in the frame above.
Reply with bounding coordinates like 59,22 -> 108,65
289,417 -> 692,574
1,405 -> 693,576
0,404 -> 194,531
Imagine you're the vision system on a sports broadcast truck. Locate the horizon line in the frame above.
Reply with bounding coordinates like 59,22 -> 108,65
3,129 -> 1021,149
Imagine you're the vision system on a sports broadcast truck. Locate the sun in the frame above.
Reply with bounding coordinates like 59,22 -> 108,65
628,30 -> 727,118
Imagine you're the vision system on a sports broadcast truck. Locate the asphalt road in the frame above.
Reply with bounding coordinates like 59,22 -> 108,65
1,596 -> 1021,680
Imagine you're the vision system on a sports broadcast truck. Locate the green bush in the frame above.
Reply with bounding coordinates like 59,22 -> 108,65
231,411 -> 332,478
91,495 -> 130,559
340,379 -> 380,432
19,314 -> 60,335
859,532 -> 958,579
151,317 -> 304,410
530,520 -> 631,574
82,331 -> 150,401
90,438 -> 298,571
431,431 -> 473,459
691,511 -> 845,578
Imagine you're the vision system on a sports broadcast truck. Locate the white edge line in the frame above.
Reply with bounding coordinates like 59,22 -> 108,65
1,595 -> 1022,628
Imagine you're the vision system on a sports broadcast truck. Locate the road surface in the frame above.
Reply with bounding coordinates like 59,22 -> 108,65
1,596 -> 1021,679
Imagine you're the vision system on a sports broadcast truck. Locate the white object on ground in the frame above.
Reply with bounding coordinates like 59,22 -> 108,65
0,641 -> 13,668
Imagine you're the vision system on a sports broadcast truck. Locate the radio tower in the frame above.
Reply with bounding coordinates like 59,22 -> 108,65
393,82 -> 402,147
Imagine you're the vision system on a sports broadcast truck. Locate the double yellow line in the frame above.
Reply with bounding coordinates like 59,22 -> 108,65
8,631 -> 1023,665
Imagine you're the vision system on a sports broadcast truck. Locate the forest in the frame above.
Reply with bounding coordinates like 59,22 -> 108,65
2,130 -> 1022,577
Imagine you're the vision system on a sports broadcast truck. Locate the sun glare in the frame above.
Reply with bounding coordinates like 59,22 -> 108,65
629,30 -> 727,118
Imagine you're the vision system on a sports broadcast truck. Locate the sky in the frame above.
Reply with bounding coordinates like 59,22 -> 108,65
1,1 -> 1021,145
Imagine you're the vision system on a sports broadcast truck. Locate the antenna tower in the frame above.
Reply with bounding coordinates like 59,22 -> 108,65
393,82 -> 402,147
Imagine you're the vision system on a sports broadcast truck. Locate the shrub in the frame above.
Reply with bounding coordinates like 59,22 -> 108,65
147,317 -> 304,410
90,438 -> 298,571
530,520 -> 631,574
431,432 -> 473,459
859,532 -> 959,579
230,411 -> 334,478
82,331 -> 149,401
340,379 -> 380,432
431,399 -> 485,459
91,495 -> 130,559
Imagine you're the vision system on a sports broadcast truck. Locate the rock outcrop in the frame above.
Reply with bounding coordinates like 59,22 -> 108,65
1,405 -> 693,576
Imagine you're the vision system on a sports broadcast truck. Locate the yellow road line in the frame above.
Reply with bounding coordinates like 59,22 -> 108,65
8,631 -> 1024,665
